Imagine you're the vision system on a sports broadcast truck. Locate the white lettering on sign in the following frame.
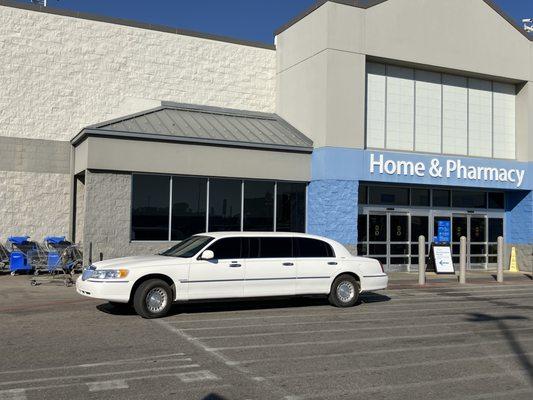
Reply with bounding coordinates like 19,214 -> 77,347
369,154 -> 525,187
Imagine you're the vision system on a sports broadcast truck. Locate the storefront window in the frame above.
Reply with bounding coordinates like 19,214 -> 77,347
171,177 -> 207,241
432,189 -> 451,207
368,186 -> 409,206
244,181 -> 274,231
131,175 -> 170,241
276,183 -> 306,232
452,190 -> 487,208
488,192 -> 505,209
411,189 -> 430,206
208,179 -> 242,231
131,175 -> 307,241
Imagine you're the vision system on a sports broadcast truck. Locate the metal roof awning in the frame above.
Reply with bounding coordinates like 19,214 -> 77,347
72,102 -> 313,153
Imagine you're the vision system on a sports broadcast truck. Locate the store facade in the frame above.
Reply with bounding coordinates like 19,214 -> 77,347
1,0 -> 532,271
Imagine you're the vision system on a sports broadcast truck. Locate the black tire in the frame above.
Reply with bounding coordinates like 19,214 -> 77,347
328,274 -> 360,308
133,279 -> 173,319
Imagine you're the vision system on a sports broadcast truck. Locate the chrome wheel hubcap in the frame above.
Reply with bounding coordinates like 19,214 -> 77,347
337,281 -> 355,303
146,287 -> 168,313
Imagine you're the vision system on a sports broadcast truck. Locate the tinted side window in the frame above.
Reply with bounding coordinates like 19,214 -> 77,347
243,237 -> 260,259
259,237 -> 293,258
207,238 -> 242,260
296,238 -> 334,258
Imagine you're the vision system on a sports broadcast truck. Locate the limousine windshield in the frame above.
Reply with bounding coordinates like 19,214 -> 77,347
160,236 -> 213,258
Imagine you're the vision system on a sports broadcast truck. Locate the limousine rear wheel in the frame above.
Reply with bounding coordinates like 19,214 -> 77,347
133,279 -> 173,319
329,275 -> 359,307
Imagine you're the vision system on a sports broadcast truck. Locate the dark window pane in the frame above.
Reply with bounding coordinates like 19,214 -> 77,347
433,190 -> 451,207
357,243 -> 367,256
390,257 -> 409,265
244,181 -> 274,231
358,214 -> 367,242
488,256 -> 497,264
488,218 -> 503,242
390,244 -> 409,255
411,189 -> 430,206
452,190 -> 487,208
488,192 -> 504,209
208,179 -> 241,231
411,216 -> 429,242
276,183 -> 306,233
369,244 -> 387,255
243,237 -> 260,258
369,214 -> 387,241
131,175 -> 170,241
471,244 -> 486,255
259,237 -> 293,258
369,186 -> 409,206
488,244 -> 498,254
452,217 -> 467,242
470,217 -> 486,242
207,238 -> 242,260
390,215 -> 408,242
171,177 -> 207,241
358,185 -> 368,205
295,238 -> 334,258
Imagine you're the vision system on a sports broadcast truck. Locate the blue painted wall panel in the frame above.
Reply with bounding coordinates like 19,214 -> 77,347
505,191 -> 533,244
307,180 -> 358,245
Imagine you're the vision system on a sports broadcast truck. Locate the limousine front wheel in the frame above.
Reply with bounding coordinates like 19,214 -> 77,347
133,279 -> 173,319
329,275 -> 359,307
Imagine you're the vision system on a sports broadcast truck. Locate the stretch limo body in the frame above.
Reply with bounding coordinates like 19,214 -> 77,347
76,232 -> 388,318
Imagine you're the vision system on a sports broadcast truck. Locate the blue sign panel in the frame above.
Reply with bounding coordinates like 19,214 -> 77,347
437,220 -> 451,243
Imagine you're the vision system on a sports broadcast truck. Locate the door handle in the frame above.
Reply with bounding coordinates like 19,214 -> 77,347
328,262 -> 338,265
229,263 -> 241,268
283,262 -> 294,266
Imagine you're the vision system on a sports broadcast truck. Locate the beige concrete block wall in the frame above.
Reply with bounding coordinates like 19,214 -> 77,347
0,171 -> 70,241
0,5 -> 276,143
0,3 -> 276,245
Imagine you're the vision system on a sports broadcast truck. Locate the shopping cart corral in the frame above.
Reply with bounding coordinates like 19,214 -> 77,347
29,237 -> 83,287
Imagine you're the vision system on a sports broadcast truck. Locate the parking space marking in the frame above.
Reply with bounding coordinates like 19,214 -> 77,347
262,351 -> 533,380
208,326 -> 533,351
176,370 -> 220,383
0,364 -> 200,387
0,389 -> 25,400
165,300 -> 533,326
236,336 -> 533,365
194,319 -> 529,340
0,353 -> 189,375
86,379 -> 129,392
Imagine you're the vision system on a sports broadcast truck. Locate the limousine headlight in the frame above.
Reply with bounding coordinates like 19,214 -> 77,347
90,269 -> 129,279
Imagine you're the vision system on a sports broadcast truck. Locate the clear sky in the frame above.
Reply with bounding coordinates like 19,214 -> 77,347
23,0 -> 533,44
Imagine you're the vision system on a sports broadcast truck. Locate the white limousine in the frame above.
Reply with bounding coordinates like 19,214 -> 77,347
76,232 -> 388,318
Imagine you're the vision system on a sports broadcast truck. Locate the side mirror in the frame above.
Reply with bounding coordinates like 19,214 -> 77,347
200,250 -> 214,260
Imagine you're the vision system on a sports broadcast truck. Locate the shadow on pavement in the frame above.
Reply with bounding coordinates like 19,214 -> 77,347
95,291 -> 391,317
202,394 -> 227,400
466,312 -> 533,386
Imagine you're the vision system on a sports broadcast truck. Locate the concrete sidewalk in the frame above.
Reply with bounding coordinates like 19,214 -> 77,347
388,270 -> 533,289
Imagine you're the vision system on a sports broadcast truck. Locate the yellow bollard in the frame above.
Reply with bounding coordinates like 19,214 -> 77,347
509,247 -> 519,273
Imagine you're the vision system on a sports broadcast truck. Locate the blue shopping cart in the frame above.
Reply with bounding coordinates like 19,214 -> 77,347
7,236 -> 34,275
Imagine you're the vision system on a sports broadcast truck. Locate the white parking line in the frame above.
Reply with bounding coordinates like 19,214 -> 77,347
208,326 -> 533,351
236,336 -> 533,365
86,379 -> 129,392
195,319 -> 526,340
0,353 -> 189,375
167,302 -> 533,326
262,351 -> 533,380
0,364 -> 200,387
0,389 -> 25,400
176,370 -> 220,383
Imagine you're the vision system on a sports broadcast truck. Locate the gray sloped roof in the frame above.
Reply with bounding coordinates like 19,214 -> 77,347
72,102 -> 313,153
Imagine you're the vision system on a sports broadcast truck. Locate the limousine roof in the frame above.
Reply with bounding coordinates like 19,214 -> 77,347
193,231 -> 352,257
195,231 -> 328,239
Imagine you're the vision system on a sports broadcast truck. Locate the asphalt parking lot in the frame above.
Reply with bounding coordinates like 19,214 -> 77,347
1,276 -> 533,399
